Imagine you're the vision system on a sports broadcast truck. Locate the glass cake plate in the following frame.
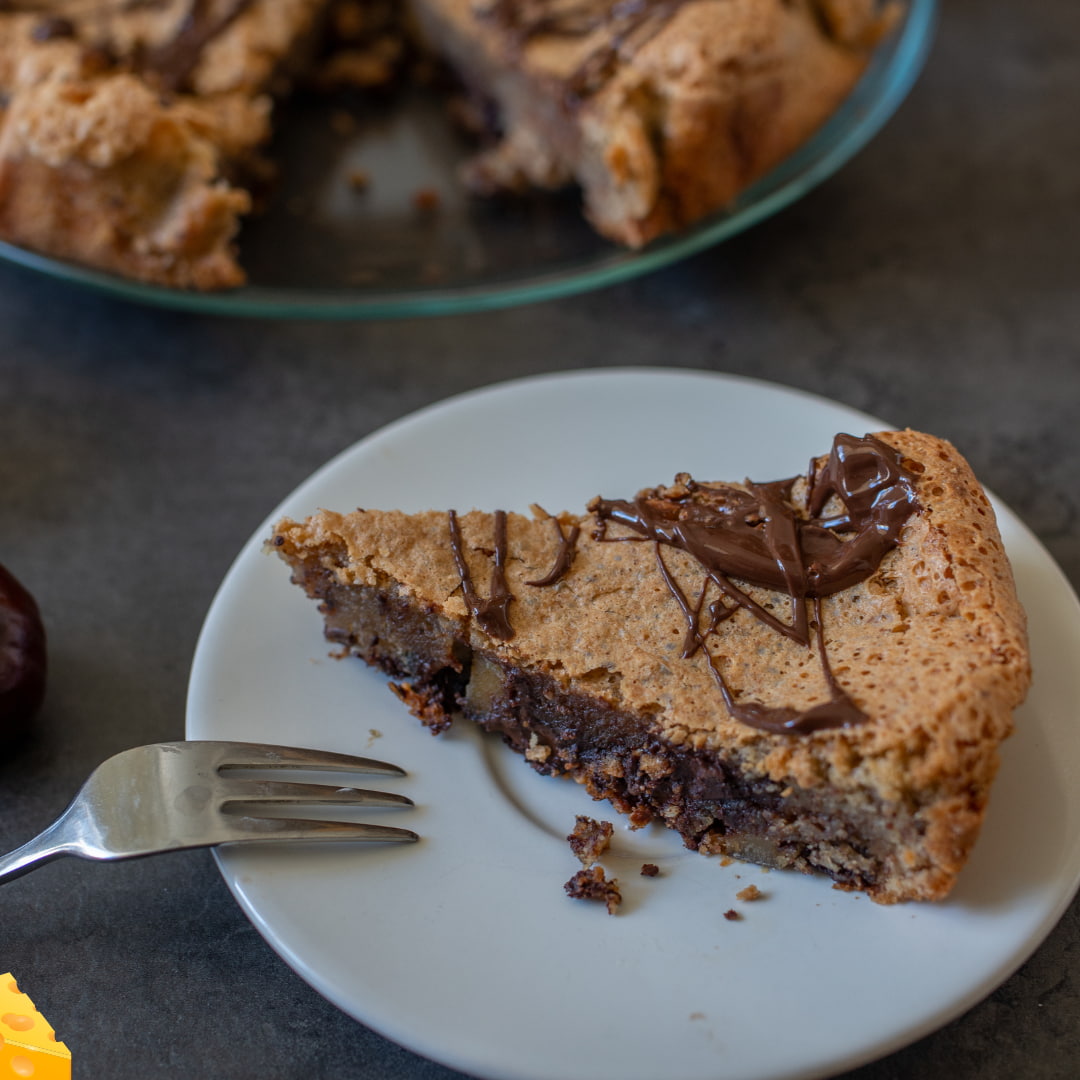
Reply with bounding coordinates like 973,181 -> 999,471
187,369 -> 1080,1080
1,0 -> 936,319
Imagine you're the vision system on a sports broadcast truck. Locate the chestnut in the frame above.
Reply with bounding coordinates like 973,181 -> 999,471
0,562 -> 47,743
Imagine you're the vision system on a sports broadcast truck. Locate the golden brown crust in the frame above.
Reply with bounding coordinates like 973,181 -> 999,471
0,71 -> 256,289
272,431 -> 1031,903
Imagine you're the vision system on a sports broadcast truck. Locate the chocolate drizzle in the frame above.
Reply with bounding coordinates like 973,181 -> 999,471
590,434 -> 921,735
6,0 -> 256,93
526,515 -> 580,587
448,509 -> 515,641
137,0 -> 255,93
30,15 -> 76,42
442,434 -> 919,736
478,0 -> 693,104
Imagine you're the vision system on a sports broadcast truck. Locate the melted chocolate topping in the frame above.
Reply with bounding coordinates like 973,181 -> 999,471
526,515 -> 580,587
443,434 -> 918,735
478,0 -> 693,104
7,0 -> 255,93
31,15 -> 76,42
594,435 -> 919,607
136,0 -> 255,93
590,434 -> 920,734
448,509 -> 515,641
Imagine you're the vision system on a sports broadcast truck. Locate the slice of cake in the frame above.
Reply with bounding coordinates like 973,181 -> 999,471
271,431 -> 1030,903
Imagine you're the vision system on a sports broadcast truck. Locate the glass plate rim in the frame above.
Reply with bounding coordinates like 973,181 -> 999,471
0,0 -> 937,320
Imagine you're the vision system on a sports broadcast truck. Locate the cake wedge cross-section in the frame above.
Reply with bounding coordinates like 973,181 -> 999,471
271,430 -> 1030,903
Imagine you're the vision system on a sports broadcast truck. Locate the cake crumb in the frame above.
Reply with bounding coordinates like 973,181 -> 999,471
567,815 -> 613,867
565,867 -> 621,915
719,856 -> 734,867
723,909 -> 742,922
736,884 -> 763,902
525,732 -> 551,763
640,863 -> 660,877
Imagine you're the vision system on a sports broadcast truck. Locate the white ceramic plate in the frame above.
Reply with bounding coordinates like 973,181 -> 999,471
187,369 -> 1080,1080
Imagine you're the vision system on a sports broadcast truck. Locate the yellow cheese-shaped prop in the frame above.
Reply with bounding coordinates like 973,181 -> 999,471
0,974 -> 71,1079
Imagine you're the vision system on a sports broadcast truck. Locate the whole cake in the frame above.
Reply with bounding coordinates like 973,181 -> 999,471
270,430 -> 1031,904
0,0 -> 894,288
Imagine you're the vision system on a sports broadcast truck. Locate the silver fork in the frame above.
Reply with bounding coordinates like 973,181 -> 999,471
0,741 -> 418,884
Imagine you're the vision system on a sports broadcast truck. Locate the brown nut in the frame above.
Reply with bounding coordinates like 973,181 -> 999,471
0,562 -> 47,742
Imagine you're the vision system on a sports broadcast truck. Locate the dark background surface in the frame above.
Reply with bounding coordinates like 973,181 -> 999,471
2,0 -> 1079,1076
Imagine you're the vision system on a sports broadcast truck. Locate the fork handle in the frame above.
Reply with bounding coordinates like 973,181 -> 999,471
0,817 -> 80,884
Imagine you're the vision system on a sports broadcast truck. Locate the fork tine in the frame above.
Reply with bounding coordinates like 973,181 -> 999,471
209,742 -> 406,777
224,816 -> 419,844
1,742 -> 423,884
219,779 -> 413,808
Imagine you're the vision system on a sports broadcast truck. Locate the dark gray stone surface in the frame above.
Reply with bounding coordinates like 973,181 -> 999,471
2,0 -> 1078,1076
